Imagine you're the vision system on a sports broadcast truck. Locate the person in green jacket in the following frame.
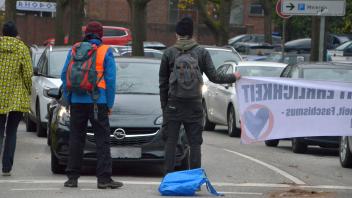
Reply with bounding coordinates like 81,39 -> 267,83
0,21 -> 32,176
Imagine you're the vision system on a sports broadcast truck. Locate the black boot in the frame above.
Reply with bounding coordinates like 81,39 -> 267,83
97,179 -> 123,189
64,178 -> 78,188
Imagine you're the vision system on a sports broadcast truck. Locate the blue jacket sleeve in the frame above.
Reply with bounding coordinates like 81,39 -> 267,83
104,48 -> 117,109
61,50 -> 72,103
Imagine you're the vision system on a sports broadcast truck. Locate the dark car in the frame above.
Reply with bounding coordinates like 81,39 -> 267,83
47,58 -> 190,173
265,62 -> 352,153
228,34 -> 282,46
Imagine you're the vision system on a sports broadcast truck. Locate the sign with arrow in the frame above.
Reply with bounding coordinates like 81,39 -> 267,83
281,0 -> 346,16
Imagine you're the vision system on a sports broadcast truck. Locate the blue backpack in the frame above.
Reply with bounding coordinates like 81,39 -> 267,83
158,168 -> 223,196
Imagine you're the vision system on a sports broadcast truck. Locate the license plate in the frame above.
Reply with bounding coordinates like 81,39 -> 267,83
110,147 -> 141,159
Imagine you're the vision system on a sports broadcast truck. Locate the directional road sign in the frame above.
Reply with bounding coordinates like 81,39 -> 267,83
281,0 -> 346,16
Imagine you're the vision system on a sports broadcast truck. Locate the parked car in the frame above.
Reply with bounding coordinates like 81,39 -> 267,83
327,40 -> 352,62
127,41 -> 167,51
233,42 -> 275,57
340,136 -> 352,168
228,34 -> 282,47
30,45 -> 45,68
203,45 -> 243,69
47,57 -> 190,174
202,61 -> 286,136
26,46 -> 69,137
265,62 -> 352,153
44,26 -> 132,46
117,47 -> 163,59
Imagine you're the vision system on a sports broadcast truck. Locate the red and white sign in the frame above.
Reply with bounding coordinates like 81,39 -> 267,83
276,0 -> 291,19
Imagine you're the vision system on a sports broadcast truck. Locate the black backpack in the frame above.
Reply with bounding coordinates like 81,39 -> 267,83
169,48 -> 203,99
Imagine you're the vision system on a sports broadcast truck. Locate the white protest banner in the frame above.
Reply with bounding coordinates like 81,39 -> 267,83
236,77 -> 352,144
16,1 -> 56,12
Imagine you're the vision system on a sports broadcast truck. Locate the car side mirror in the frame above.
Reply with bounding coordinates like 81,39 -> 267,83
33,67 -> 39,76
44,88 -> 61,99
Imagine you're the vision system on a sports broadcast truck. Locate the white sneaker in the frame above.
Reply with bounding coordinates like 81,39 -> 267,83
2,172 -> 11,176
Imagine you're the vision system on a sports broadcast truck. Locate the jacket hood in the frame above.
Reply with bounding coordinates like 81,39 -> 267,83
174,39 -> 198,51
0,36 -> 25,53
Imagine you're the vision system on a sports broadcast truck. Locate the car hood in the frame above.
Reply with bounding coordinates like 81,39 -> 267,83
108,94 -> 161,127
46,78 -> 62,88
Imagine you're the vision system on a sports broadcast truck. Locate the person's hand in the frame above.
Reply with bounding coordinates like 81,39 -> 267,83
234,71 -> 241,80
108,109 -> 112,115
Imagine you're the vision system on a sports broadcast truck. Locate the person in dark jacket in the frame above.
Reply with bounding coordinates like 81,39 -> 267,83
61,21 -> 122,189
159,17 -> 241,174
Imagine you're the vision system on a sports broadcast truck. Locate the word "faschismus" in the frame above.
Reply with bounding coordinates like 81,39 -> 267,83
241,84 -> 352,103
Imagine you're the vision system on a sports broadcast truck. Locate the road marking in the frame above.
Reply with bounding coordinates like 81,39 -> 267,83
220,191 -> 263,195
11,188 -> 60,191
224,149 -> 306,185
1,180 -> 352,191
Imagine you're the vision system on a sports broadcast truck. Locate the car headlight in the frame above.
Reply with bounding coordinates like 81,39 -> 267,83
154,115 -> 163,125
58,106 -> 70,126
202,84 -> 208,93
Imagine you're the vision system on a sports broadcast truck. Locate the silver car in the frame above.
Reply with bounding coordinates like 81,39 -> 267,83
26,46 -> 69,137
202,61 -> 286,137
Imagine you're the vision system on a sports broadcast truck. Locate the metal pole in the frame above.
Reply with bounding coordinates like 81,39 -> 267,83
281,19 -> 286,62
318,16 -> 325,62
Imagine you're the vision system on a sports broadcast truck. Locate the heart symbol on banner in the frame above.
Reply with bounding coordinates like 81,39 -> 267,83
244,107 -> 270,139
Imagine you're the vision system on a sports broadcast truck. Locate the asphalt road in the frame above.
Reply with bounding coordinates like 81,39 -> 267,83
0,123 -> 351,198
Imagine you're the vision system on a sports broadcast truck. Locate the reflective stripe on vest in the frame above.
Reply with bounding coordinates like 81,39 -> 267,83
96,45 -> 110,89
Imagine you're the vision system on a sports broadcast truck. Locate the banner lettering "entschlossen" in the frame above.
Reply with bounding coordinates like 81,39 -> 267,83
236,77 -> 352,144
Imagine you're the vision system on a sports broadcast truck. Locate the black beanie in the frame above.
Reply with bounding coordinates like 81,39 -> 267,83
2,21 -> 18,37
176,17 -> 193,37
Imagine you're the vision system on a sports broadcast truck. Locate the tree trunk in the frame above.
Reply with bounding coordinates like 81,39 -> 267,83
310,16 -> 320,61
262,0 -> 272,44
69,0 -> 85,44
129,0 -> 150,56
218,0 -> 232,46
55,0 -> 68,45
5,0 -> 16,22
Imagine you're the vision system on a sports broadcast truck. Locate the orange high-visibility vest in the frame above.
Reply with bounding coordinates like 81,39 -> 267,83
95,45 -> 110,89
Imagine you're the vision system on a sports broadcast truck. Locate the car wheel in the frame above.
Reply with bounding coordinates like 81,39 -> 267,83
46,120 -> 51,146
292,138 -> 308,153
25,113 -> 36,132
51,149 -> 65,174
227,107 -> 240,137
36,103 -> 47,137
265,140 -> 279,147
202,102 -> 215,131
176,149 -> 190,171
340,137 -> 352,168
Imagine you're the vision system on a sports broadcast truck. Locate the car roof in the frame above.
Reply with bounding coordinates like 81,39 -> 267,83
295,62 -> 352,69
235,61 -> 287,68
201,45 -> 234,51
116,57 -> 161,63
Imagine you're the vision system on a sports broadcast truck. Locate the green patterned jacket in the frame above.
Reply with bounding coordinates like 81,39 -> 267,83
0,36 -> 32,114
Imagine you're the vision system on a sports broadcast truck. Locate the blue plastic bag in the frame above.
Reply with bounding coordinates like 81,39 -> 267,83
158,168 -> 223,196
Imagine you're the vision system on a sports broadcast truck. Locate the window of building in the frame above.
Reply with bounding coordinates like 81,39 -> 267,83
249,3 -> 264,16
103,29 -> 127,37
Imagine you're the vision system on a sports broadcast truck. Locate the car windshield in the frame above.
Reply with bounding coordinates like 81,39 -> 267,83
303,68 -> 352,82
49,50 -> 69,77
207,49 -> 241,69
116,61 -> 159,94
335,41 -> 352,50
237,66 -> 284,77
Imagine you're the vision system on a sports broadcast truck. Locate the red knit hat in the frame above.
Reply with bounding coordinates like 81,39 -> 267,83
85,21 -> 103,38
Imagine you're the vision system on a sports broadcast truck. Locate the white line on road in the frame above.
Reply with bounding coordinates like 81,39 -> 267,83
224,148 -> 306,185
219,191 -> 263,195
1,180 -> 352,191
11,188 -> 60,191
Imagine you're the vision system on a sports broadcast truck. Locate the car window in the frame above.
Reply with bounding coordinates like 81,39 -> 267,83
206,49 -> 241,69
48,50 -> 69,77
336,41 -> 352,50
36,51 -> 46,73
237,66 -> 284,77
116,61 -> 159,94
226,64 -> 234,74
216,64 -> 230,75
103,29 -> 127,37
302,68 -> 352,82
